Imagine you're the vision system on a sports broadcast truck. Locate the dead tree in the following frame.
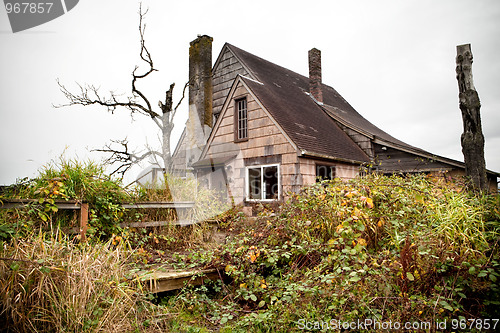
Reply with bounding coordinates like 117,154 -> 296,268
455,43 -> 488,191
55,6 -> 187,178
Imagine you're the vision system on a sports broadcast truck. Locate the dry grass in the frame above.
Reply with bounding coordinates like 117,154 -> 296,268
0,230 -> 161,332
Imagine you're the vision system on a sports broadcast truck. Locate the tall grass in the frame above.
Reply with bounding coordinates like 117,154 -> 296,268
431,191 -> 492,254
0,158 -> 133,238
8,158 -> 128,202
0,231 -> 158,332
0,157 -> 231,331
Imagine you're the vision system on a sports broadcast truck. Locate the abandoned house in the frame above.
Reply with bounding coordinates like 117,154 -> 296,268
172,35 -> 499,205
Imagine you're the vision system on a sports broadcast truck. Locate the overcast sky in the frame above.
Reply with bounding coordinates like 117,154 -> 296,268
1,0 -> 499,185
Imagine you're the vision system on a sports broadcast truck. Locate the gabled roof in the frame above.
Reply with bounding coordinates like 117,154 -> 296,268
224,44 -> 500,177
226,44 -> 370,164
226,44 -> 425,152
200,75 -> 299,161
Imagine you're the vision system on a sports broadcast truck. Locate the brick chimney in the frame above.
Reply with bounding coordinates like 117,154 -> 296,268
186,35 -> 213,167
189,35 -> 213,128
308,48 -> 323,103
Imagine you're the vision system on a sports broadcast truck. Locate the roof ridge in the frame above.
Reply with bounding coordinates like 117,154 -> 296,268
226,43 -> 312,83
239,74 -> 264,85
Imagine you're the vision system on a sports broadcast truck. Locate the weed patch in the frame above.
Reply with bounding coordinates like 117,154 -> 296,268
158,174 -> 500,331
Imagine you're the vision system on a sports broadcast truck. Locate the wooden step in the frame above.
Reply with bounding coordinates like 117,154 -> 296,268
140,268 -> 220,293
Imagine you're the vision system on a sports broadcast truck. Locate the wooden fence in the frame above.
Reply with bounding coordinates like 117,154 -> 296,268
0,199 -> 195,242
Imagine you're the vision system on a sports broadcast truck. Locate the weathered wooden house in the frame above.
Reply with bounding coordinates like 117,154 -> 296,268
172,35 -> 498,204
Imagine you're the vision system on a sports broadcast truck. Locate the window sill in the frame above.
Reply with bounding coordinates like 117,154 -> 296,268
245,198 -> 279,202
234,138 -> 249,143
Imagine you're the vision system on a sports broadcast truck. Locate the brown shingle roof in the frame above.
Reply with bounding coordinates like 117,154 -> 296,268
224,44 -> 499,178
227,44 -> 370,164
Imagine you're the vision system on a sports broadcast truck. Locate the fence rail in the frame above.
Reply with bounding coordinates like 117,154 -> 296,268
0,198 -> 83,210
0,199 -> 195,242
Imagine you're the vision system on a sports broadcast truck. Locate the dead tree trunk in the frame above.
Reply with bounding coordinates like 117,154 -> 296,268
455,43 -> 488,191
159,83 -> 176,173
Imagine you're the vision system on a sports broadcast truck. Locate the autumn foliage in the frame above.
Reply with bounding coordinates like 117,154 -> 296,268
167,174 -> 500,331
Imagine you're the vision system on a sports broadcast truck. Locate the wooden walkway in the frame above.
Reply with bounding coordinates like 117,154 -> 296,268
140,268 -> 220,293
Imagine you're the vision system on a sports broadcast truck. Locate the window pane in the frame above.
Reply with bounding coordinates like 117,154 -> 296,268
248,167 -> 261,199
237,99 -> 248,140
316,164 -> 331,181
263,166 -> 279,199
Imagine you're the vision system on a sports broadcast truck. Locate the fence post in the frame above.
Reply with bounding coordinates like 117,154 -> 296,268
80,203 -> 89,242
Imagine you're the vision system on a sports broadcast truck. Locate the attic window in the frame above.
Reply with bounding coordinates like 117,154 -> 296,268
235,98 -> 248,141
316,164 -> 336,182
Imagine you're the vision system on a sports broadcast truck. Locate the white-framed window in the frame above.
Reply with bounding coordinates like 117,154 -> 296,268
235,98 -> 248,141
245,164 -> 280,201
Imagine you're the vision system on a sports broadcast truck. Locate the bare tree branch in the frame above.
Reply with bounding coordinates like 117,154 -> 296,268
92,138 -> 162,178
151,116 -> 163,130
54,4 -> 185,178
54,6 -> 160,120
130,4 -> 158,117
54,79 -> 161,119
173,81 -> 189,120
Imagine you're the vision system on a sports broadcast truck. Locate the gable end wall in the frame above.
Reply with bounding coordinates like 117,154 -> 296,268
204,82 -> 299,201
212,47 -> 250,117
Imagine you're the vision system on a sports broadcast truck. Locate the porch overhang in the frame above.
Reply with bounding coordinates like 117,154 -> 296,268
191,155 -> 237,170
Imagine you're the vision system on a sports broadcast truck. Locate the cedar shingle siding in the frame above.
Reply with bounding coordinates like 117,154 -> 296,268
172,40 -> 499,200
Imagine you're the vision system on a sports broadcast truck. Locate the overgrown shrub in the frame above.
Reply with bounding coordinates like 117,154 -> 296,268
0,158 -> 232,332
0,158 -> 229,243
0,158 -> 132,239
3,164 -> 499,332
163,174 -> 500,331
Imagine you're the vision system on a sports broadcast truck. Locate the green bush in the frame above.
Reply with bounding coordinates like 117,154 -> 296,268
0,158 -> 132,239
163,174 -> 500,331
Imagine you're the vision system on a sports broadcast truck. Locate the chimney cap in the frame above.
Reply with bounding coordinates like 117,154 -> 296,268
190,35 -> 213,46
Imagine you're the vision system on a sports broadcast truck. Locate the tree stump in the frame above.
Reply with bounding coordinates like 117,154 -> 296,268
455,44 -> 488,191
